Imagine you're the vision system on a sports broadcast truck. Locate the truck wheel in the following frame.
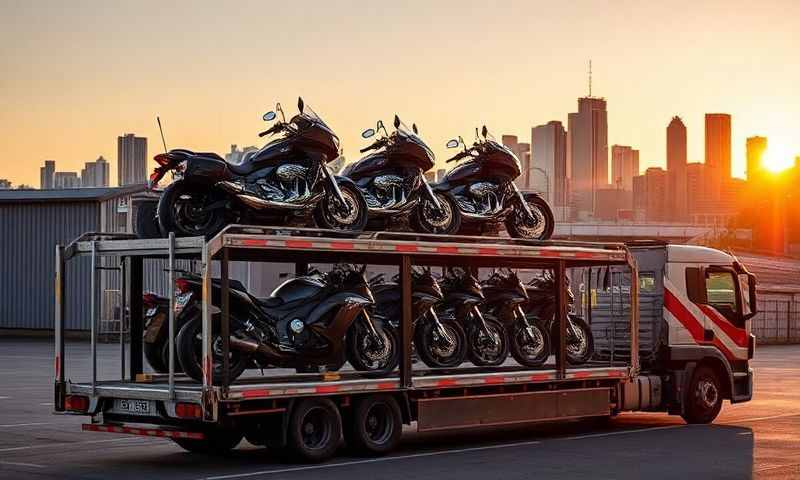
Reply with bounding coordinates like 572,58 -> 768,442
172,430 -> 243,454
287,398 -> 342,462
681,365 -> 723,424
347,395 -> 402,456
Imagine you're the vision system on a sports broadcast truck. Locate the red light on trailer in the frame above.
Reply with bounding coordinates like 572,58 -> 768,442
65,395 -> 89,412
175,402 -> 203,419
175,278 -> 191,294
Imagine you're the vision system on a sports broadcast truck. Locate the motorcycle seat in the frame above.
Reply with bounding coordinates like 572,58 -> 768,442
255,296 -> 284,308
226,160 -> 258,176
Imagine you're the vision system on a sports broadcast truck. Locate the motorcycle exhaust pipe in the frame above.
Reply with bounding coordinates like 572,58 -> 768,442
228,336 -> 284,362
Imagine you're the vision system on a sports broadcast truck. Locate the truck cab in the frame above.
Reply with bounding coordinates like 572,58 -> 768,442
595,242 -> 757,424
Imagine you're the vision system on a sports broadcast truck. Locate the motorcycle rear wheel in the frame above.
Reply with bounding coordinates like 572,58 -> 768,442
158,180 -> 227,238
313,183 -> 368,232
176,316 -> 250,385
505,193 -> 555,241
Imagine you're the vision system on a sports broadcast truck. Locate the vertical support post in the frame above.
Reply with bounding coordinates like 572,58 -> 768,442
120,260 -> 126,381
585,267 -> 592,326
128,256 -> 144,381
54,245 -> 66,411
610,267 -> 616,366
400,255 -> 413,388
90,241 -> 98,395
168,232 -> 176,400
221,247 -> 230,391
201,244 -> 213,419
294,262 -> 309,276
628,253 -> 640,375
555,261 -> 567,379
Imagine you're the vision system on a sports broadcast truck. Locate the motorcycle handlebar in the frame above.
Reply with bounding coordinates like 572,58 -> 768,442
446,149 -> 471,163
258,122 -> 284,137
360,138 -> 387,153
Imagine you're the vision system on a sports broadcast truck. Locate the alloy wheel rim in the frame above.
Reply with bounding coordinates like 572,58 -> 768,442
301,407 -> 332,450
365,403 -> 393,444
519,326 -> 545,358
328,189 -> 359,226
513,203 -> 546,238
423,195 -> 453,230
697,379 -> 719,409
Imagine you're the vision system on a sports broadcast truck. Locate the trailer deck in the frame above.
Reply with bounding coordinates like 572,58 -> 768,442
55,224 -> 639,446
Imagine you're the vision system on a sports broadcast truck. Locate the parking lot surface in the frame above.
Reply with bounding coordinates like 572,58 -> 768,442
0,339 -> 798,479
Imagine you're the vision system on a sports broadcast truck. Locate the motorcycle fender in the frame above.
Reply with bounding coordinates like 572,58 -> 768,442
333,175 -> 359,190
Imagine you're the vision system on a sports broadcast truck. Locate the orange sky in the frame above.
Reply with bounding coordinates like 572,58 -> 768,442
1,0 -> 798,186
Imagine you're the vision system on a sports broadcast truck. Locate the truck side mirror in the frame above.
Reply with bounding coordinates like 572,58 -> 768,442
740,273 -> 757,320
685,267 -> 707,304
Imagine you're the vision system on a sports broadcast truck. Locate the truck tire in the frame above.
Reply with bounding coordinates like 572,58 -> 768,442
346,394 -> 402,456
172,430 -> 243,454
287,398 -> 342,462
681,365 -> 723,424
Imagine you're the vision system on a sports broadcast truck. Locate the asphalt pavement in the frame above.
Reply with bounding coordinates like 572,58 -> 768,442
0,338 -> 798,479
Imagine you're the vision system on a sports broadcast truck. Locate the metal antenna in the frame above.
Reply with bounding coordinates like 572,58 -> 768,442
588,60 -> 592,97
157,116 -> 168,153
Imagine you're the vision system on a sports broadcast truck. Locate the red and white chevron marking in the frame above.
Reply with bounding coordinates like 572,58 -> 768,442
82,424 -> 204,439
663,279 -> 748,361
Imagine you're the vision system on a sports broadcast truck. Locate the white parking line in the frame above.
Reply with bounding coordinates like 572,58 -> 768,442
0,422 -> 52,428
0,460 -> 46,468
0,396 -> 10,400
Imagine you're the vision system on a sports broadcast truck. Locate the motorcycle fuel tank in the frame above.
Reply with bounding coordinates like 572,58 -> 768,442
341,152 -> 387,180
270,276 -> 326,304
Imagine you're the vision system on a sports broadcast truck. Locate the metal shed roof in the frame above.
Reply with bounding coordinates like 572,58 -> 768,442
0,184 -> 146,204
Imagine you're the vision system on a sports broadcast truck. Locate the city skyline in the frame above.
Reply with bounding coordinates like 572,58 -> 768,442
2,1 -> 799,187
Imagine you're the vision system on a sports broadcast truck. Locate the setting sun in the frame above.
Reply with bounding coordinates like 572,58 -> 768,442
762,145 -> 796,172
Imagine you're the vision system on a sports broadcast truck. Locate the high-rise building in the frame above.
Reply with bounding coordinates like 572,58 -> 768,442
705,114 -> 731,200
501,135 -> 531,189
568,96 -> 608,219
531,121 -> 567,216
81,156 -> 110,187
0,179 -> 11,189
686,162 -> 706,220
53,171 -> 81,189
632,174 -> 647,221
746,136 -> 767,182
610,145 -> 639,191
224,144 -> 258,165
666,116 -> 688,220
436,169 -> 446,182
643,167 -> 668,222
117,134 -> 147,186
40,160 -> 55,189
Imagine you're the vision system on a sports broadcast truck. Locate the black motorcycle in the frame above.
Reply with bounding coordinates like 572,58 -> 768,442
368,268 -> 467,368
149,98 -> 368,238
342,116 -> 460,234
524,273 -> 594,365
481,269 -> 551,367
175,264 -> 397,384
439,268 -> 508,367
438,127 -> 555,239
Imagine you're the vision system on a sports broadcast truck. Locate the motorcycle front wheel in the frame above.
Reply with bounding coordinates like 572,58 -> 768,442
313,183 -> 368,232
175,316 -> 250,385
346,315 -> 399,374
411,192 -> 461,235
509,321 -> 550,367
414,318 -> 467,368
466,317 -> 509,367
157,180 -> 227,238
505,193 -> 555,241
564,315 -> 594,365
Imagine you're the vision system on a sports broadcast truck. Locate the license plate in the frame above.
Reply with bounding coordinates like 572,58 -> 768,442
112,399 -> 155,416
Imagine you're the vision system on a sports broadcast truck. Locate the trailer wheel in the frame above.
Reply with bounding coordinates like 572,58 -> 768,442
287,398 -> 342,462
347,395 -> 402,456
681,365 -> 723,424
172,430 -> 243,454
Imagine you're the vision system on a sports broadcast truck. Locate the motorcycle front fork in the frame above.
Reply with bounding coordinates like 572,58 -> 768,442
420,180 -> 443,211
360,310 -> 386,349
319,163 -> 350,212
510,182 -> 536,222
515,306 -> 539,342
429,308 -> 455,346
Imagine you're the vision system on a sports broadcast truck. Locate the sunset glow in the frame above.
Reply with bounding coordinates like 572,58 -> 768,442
762,145 -> 796,173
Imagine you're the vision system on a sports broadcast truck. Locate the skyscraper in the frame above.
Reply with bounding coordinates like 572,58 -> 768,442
644,167 -> 668,222
501,135 -> 531,189
81,156 -> 110,187
686,162 -> 706,221
667,116 -> 688,220
531,121 -> 567,216
610,145 -> 639,191
746,136 -> 767,181
53,172 -> 81,189
704,114 -> 731,200
567,96 -> 608,219
40,160 -> 55,189
117,134 -> 147,186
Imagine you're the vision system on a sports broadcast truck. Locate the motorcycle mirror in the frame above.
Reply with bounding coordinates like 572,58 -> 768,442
412,123 -> 418,134
393,115 -> 400,129
446,139 -> 459,149
276,103 -> 286,122
263,111 -> 277,122
481,125 -> 488,138
377,120 -> 389,137
298,97 -> 304,113
361,128 -> 376,139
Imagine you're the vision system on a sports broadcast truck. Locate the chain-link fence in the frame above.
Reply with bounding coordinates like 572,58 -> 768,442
752,290 -> 800,344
